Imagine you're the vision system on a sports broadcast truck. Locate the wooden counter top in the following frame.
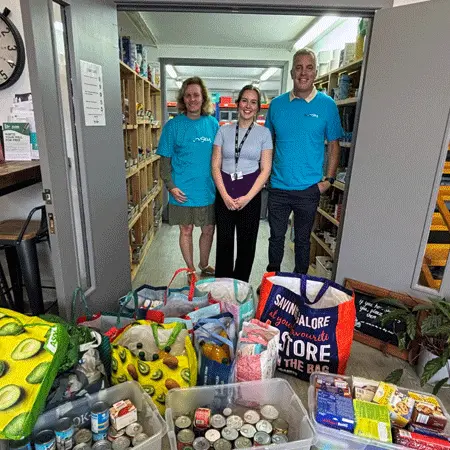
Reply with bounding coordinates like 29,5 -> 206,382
0,161 -> 42,196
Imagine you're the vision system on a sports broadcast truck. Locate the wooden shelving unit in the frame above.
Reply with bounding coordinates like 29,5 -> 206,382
121,61 -> 163,281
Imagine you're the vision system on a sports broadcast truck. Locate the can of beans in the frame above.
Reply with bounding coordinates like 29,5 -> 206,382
234,437 -> 252,449
194,408 -> 211,429
225,415 -> 243,430
213,438 -> 232,450
91,402 -> 110,434
222,408 -> 232,417
177,429 -> 195,450
253,431 -> 271,446
125,423 -> 142,438
243,410 -> 260,425
192,437 -> 210,450
111,436 -> 130,450
221,427 -> 238,442
272,418 -> 289,435
175,416 -> 192,434
255,419 -> 272,434
260,405 -> 279,421
91,441 -> 111,450
55,417 -> 74,450
239,424 -> 256,439
34,431 -> 56,450
210,414 -> 226,430
205,429 -> 220,445
131,433 -> 148,447
272,433 -> 289,444
107,428 -> 124,443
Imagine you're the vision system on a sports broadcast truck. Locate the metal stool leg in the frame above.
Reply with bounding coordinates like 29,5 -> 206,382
16,239 -> 44,315
0,261 -> 14,308
5,247 -> 24,313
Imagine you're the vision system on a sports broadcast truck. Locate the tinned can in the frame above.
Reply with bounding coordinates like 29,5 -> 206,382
239,424 -> 256,439
213,439 -> 232,450
111,436 -> 130,450
107,428 -> 124,443
75,429 -> 92,446
210,414 -> 226,430
131,433 -> 148,447
177,429 -> 195,450
125,423 -> 142,438
205,429 -> 220,445
272,433 -> 289,444
234,437 -> 252,449
255,419 -> 272,434
272,418 -> 289,435
225,415 -> 243,430
175,416 -> 192,434
91,402 -> 110,434
221,427 -> 238,442
55,417 -> 74,450
72,444 -> 91,450
243,410 -> 260,425
253,431 -> 271,446
192,437 -> 210,450
91,441 -> 111,450
92,432 -> 108,443
194,408 -> 211,429
222,408 -> 232,418
260,404 -> 279,421
9,439 -> 32,450
35,430 -> 56,450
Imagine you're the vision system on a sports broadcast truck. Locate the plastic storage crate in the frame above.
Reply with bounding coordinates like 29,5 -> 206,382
308,372 -> 450,450
165,378 -> 316,450
31,382 -> 167,450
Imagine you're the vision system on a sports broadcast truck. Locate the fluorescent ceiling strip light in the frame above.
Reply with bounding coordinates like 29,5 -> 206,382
166,64 -> 178,79
294,16 -> 340,50
260,67 -> 278,81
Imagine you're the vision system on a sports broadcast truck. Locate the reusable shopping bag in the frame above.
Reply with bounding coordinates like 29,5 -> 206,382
233,319 -> 280,383
193,313 -> 236,386
130,268 -> 210,319
0,308 -> 69,440
195,278 -> 256,330
110,320 -> 197,415
256,272 -> 355,381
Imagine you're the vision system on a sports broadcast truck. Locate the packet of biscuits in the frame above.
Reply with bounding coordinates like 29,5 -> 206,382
315,374 -> 352,398
409,392 -> 448,431
353,377 -> 379,402
388,389 -> 415,428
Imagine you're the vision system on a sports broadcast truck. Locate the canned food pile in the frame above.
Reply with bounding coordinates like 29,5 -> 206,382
175,404 -> 289,449
27,399 -> 149,450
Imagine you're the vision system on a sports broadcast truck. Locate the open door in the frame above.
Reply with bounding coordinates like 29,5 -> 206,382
336,0 -> 450,297
20,0 -> 130,317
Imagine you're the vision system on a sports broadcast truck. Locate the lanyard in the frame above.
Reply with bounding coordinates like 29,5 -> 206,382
234,122 -> 254,173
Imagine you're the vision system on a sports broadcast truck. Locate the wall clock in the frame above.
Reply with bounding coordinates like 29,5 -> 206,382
0,7 -> 26,90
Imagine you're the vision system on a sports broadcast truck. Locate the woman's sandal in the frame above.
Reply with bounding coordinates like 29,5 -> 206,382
198,264 -> 215,276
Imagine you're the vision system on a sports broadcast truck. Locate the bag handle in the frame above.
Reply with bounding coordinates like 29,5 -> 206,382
116,291 -> 139,326
300,276 -> 331,305
71,287 -> 91,323
164,268 -> 195,304
151,322 -> 185,349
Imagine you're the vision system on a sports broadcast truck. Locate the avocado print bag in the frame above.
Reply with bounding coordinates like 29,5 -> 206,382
110,320 -> 197,415
0,308 -> 69,440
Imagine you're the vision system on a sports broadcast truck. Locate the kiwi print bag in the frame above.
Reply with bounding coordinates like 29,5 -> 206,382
0,308 -> 69,440
110,320 -> 197,415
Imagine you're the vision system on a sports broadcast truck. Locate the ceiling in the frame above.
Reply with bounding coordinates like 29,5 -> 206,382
139,12 -> 316,49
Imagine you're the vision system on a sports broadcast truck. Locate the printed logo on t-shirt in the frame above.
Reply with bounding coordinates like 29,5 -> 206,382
304,113 -> 319,118
193,136 -> 213,143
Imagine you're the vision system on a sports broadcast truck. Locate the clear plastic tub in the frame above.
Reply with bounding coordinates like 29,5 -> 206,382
165,378 -> 316,450
308,372 -> 450,450
32,382 -> 167,450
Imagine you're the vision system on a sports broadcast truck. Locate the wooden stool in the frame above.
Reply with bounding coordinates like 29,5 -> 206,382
0,206 -> 48,315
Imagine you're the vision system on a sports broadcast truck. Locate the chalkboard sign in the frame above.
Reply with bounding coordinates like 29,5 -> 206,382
345,279 -> 427,361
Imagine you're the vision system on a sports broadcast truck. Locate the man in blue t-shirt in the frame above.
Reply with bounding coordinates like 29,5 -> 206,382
265,48 -> 343,275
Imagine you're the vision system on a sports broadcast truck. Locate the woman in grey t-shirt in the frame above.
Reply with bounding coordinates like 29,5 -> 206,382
211,85 -> 273,282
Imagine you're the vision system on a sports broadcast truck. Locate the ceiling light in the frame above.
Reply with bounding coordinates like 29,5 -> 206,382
293,16 -> 340,50
166,64 -> 178,79
260,67 -> 278,82
175,80 -> 182,88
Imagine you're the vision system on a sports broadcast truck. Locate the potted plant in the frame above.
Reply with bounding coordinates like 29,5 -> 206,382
379,296 -> 450,394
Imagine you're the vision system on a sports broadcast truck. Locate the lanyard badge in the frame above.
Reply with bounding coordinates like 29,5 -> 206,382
232,122 -> 254,181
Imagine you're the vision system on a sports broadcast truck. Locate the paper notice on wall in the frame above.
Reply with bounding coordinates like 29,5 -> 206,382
2,123 -> 32,161
80,60 -> 106,126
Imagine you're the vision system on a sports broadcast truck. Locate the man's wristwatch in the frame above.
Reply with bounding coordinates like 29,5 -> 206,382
324,177 -> 335,185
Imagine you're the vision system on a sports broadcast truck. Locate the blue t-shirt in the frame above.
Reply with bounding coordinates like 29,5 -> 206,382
265,91 -> 343,190
157,114 -> 219,207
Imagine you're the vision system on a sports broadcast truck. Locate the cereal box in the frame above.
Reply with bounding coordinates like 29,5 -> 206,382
353,399 -> 392,443
393,428 -> 450,449
373,381 -> 397,405
353,377 -> 379,402
389,389 -> 415,428
316,390 -> 355,432
409,392 -> 448,431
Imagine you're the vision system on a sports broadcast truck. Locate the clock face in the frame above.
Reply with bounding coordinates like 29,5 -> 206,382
0,13 -> 25,90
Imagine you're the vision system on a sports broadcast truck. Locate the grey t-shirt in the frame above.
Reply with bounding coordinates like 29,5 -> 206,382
213,123 -> 273,175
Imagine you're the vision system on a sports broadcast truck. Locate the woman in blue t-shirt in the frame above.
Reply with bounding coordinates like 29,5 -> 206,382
157,77 -> 219,283
211,85 -> 273,282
